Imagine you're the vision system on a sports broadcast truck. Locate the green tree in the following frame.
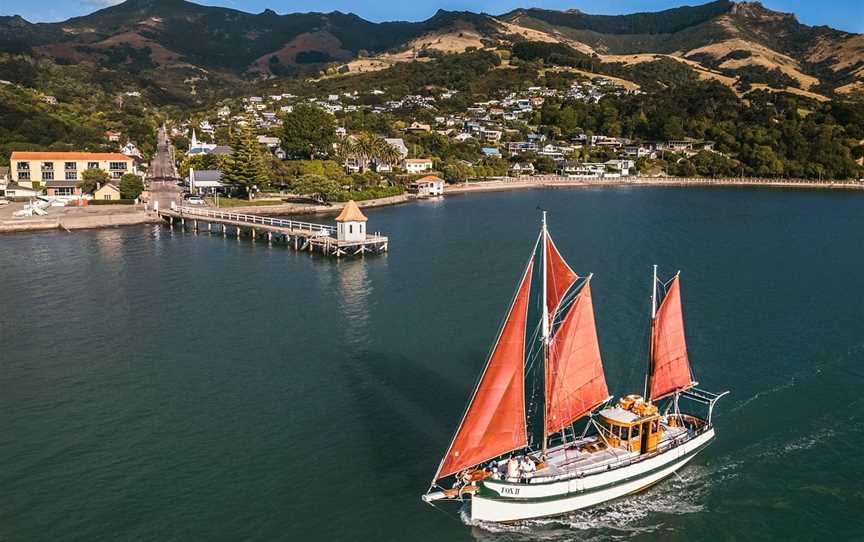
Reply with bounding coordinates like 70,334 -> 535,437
289,174 -> 340,203
281,104 -> 336,159
533,155 -> 558,174
222,125 -> 268,199
441,159 -> 472,183
119,173 -> 145,200
179,153 -> 230,179
77,168 -> 109,194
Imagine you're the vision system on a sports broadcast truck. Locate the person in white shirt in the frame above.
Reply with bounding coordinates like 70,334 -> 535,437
506,457 -> 520,482
520,456 -> 536,481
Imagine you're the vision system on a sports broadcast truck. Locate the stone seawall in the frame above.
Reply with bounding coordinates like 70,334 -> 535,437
0,211 -> 159,234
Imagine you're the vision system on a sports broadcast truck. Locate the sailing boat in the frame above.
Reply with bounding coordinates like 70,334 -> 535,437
422,213 -> 728,523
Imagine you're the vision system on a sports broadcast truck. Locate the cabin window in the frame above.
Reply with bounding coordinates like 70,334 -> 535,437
349,225 -> 353,234
631,425 -> 640,439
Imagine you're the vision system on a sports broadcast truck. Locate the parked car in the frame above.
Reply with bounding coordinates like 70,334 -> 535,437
0,198 -> 9,206
187,196 -> 205,205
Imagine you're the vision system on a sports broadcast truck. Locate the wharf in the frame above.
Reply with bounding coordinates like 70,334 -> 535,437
157,205 -> 388,257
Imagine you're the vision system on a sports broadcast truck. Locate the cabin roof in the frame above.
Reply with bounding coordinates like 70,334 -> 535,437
598,407 -> 640,424
335,200 -> 368,222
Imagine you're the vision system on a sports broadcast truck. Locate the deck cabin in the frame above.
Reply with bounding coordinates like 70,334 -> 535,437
596,395 -> 664,454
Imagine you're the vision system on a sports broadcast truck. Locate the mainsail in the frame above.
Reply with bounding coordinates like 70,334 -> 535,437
545,280 -> 609,435
649,274 -> 695,401
434,259 -> 535,480
545,235 -> 578,318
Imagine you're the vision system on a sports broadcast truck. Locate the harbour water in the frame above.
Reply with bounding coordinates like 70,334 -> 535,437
2,187 -> 863,540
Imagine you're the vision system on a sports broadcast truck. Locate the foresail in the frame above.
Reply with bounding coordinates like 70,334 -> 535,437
545,280 -> 609,435
435,259 -> 534,480
545,234 -> 578,319
649,275 -> 695,401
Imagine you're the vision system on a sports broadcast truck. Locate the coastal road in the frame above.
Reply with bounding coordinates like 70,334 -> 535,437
147,125 -> 182,209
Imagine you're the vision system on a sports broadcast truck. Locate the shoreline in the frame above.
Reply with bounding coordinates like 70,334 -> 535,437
0,208 -> 160,234
2,177 -> 861,234
443,176 -> 864,195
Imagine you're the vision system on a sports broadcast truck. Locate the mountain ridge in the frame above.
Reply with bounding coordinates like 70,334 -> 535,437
0,0 -> 861,100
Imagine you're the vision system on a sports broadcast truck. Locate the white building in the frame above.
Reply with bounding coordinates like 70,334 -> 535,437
605,159 -> 635,176
120,142 -> 142,159
408,175 -> 445,197
385,138 -> 409,159
335,200 -> 367,242
403,158 -> 433,174
188,169 -> 226,195
187,130 -> 217,156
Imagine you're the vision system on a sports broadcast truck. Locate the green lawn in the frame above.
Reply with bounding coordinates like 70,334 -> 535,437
206,197 -> 286,208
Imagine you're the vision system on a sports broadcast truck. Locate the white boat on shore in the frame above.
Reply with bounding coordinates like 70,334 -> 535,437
422,213 -> 727,523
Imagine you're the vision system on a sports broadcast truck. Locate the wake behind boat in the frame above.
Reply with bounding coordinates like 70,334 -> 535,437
421,213 -> 727,523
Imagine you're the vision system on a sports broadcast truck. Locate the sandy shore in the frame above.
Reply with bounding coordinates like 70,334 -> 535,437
3,177 -> 861,234
444,176 -> 864,194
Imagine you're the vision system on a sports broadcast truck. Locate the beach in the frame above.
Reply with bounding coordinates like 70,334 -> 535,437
2,176 -> 861,234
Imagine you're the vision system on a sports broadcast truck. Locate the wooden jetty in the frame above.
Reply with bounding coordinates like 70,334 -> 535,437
157,202 -> 388,257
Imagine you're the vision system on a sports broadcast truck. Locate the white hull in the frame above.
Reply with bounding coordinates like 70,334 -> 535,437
471,428 -> 714,523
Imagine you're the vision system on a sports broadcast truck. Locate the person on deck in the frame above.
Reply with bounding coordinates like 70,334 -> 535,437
520,456 -> 536,482
506,457 -> 520,482
487,460 -> 501,480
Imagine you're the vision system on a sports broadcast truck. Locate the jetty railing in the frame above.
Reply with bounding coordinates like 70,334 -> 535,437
173,205 -> 336,235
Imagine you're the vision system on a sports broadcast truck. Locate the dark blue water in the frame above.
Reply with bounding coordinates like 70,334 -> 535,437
2,187 -> 863,541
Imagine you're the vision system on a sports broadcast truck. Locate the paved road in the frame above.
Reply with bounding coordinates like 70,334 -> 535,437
147,125 -> 182,210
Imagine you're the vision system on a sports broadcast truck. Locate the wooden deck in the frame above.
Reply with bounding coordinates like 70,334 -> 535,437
157,206 -> 388,257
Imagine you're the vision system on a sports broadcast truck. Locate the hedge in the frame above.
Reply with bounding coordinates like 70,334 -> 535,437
332,186 -> 403,202
89,199 -> 135,205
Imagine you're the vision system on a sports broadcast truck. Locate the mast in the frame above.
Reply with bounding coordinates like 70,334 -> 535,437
644,264 -> 658,399
541,211 -> 550,456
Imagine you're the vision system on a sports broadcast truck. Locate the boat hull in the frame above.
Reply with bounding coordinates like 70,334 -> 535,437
471,428 -> 714,523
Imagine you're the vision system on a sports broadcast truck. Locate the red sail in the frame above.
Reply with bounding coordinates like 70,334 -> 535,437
545,280 -> 609,435
545,234 -> 578,317
650,275 -> 695,401
435,260 -> 534,480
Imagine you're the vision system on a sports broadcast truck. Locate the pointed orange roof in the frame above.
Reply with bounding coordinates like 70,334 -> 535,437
335,200 -> 368,222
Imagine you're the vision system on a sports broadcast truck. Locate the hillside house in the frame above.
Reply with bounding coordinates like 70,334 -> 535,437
403,158 -> 434,174
563,162 -> 606,178
121,142 -> 142,159
604,159 -> 635,177
385,139 -> 409,159
510,163 -> 536,176
405,122 -> 431,134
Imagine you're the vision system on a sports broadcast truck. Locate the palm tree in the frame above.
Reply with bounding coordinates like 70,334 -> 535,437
376,138 -> 402,173
353,133 -> 378,173
333,135 -> 356,167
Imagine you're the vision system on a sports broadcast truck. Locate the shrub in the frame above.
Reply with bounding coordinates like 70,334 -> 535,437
89,199 -> 135,205
331,186 -> 403,202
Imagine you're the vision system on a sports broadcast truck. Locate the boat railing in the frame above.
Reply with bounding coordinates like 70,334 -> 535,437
531,423 -> 712,484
